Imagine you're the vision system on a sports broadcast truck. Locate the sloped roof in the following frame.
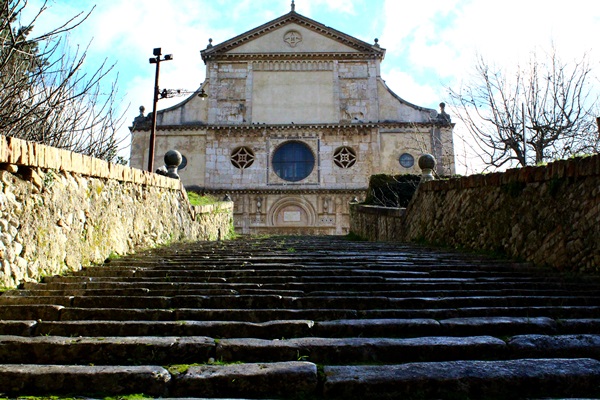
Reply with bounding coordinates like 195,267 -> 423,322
201,10 -> 385,62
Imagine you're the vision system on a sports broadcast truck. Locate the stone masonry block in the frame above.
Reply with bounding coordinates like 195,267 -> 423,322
0,136 -> 6,163
91,158 -> 110,179
108,163 -> 123,181
122,166 -> 132,183
81,155 -> 93,176
68,152 -> 82,174
35,143 -> 46,169
25,142 -> 36,167
57,149 -> 70,172
6,137 -> 21,165
45,146 -> 59,170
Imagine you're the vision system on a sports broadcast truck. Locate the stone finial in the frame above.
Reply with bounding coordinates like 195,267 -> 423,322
139,105 -> 145,116
437,102 -> 451,123
206,38 -> 213,49
418,154 -> 436,182
164,150 -> 183,179
291,0 -> 295,12
374,38 -> 380,48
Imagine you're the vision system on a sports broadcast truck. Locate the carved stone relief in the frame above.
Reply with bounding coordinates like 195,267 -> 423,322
283,30 -> 302,47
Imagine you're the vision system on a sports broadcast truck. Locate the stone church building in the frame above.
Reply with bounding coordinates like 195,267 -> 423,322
130,4 -> 455,235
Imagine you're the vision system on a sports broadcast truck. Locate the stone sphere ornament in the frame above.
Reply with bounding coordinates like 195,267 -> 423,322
418,153 -> 436,182
165,150 -> 183,168
164,150 -> 183,179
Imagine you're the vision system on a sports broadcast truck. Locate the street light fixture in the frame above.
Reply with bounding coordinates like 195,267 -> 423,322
147,47 -> 172,172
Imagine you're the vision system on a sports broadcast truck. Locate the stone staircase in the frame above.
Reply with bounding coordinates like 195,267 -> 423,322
1,235 -> 600,399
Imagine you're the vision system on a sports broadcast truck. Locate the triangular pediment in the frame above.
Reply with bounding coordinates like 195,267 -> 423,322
201,11 -> 385,61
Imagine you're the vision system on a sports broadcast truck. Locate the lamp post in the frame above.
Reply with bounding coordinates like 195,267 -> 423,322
148,48 -> 172,172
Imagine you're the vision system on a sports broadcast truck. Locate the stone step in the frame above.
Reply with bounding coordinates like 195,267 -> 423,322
7,334 -> 599,366
21,280 -> 600,293
3,358 -> 598,399
4,294 -> 599,311
3,317 -> 598,339
2,303 -> 600,323
0,364 -> 171,397
3,235 -> 600,399
322,358 -> 600,399
10,287 -> 600,301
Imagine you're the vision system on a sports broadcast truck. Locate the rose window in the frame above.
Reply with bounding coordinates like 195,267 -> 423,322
272,141 -> 315,182
333,146 -> 357,168
231,146 -> 255,169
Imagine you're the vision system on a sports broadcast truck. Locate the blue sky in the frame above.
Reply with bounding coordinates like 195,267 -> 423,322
22,0 -> 600,173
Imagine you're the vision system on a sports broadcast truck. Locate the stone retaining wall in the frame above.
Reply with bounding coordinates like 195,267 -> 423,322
0,136 -> 233,288
350,154 -> 600,273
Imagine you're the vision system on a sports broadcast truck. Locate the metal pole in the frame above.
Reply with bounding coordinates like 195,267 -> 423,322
522,103 -> 526,166
148,57 -> 161,172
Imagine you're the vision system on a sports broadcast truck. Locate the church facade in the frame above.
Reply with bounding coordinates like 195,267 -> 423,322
130,5 -> 455,235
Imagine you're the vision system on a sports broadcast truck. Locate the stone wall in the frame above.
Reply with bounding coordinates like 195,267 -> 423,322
350,154 -> 600,273
0,136 -> 233,288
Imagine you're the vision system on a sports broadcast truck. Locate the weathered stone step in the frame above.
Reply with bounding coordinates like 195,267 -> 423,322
31,319 -> 315,338
3,303 -> 600,323
241,334 -> 600,363
2,294 -> 394,309
8,316 -> 598,339
77,263 -> 541,275
0,364 -> 171,397
322,358 -> 600,399
10,358 -> 594,399
22,279 -> 600,293
9,333 -> 598,366
214,336 -> 508,364
169,361 -> 316,399
11,287 -> 600,302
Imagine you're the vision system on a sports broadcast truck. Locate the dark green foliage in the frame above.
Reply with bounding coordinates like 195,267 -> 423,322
364,174 -> 421,207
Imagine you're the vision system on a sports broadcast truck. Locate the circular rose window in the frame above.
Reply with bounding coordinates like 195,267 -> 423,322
272,141 -> 314,182
399,153 -> 414,168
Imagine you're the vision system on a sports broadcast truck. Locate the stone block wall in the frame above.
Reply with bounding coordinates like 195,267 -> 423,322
350,154 -> 600,273
0,136 -> 233,288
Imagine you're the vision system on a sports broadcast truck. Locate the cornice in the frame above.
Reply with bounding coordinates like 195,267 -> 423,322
192,187 -> 368,196
206,52 -> 380,62
131,121 -> 449,133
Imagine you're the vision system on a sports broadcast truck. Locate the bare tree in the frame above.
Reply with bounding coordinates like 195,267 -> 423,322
0,0 -> 126,161
449,46 -> 599,169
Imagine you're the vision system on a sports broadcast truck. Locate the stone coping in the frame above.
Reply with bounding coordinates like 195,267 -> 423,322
193,201 -> 234,215
422,153 -> 600,192
0,136 -> 181,190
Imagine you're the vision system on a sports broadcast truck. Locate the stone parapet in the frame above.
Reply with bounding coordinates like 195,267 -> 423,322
351,154 -> 600,273
0,136 -> 233,288
0,136 -> 180,191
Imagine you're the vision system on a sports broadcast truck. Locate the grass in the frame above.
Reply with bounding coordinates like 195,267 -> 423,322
187,192 -> 219,206
166,360 -> 244,375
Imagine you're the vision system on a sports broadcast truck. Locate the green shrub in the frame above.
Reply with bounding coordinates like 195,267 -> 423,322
364,174 -> 421,207
187,192 -> 219,206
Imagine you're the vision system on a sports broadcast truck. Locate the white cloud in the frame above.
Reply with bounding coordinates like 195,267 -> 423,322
382,69 -> 443,110
15,0 -> 600,171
